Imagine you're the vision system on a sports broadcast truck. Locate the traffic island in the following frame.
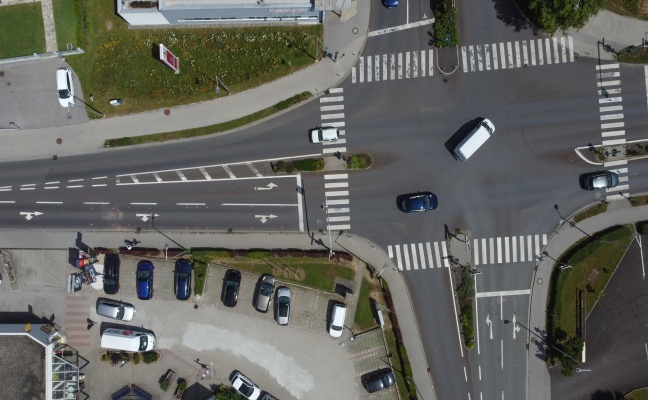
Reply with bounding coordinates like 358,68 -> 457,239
575,139 -> 648,165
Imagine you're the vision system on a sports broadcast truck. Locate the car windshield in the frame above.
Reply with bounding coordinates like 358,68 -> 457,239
278,299 -> 289,316
482,121 -> 493,134
58,88 -> 70,98
331,324 -> 343,332
138,336 -> 148,352
260,283 -> 273,296
104,277 -> 115,285
177,272 -> 189,279
137,270 -> 150,280
239,381 -> 254,396
115,307 -> 124,320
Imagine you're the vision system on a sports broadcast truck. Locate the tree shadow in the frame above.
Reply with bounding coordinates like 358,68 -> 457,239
491,0 -> 539,34
590,389 -> 624,400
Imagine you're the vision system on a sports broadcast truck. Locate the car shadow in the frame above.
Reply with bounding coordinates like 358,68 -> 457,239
443,118 -> 484,158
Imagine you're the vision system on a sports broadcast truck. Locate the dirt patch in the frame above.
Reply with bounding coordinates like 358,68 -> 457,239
106,20 -> 113,30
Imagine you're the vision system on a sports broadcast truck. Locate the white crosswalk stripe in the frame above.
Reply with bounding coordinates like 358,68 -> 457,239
352,49 -> 436,83
388,234 -> 548,271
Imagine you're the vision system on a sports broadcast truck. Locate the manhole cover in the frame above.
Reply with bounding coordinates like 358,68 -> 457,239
164,109 -> 170,116
536,278 -> 543,285
56,138 -> 62,145
352,27 -> 358,34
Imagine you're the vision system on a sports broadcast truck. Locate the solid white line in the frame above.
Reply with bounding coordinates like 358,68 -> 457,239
448,256 -> 465,358
21,184 -> 36,187
474,238 -> 480,265
222,165 -> 236,179
419,243 -> 426,269
461,47 -> 468,73
442,241 -> 449,267
320,96 -> 344,102
519,235 -> 525,262
222,203 -> 298,207
514,41 -> 521,67
603,138 -> 627,145
388,245 -> 393,259
396,245 -> 403,270
326,191 -> 349,197
367,54 -> 373,82
405,51 -> 411,79
598,80 -> 621,87
497,237 -> 502,263
327,216 -> 350,222
176,171 -> 188,181
325,174 -> 348,180
297,173 -> 304,232
598,71 -> 621,79
596,63 -> 620,70
426,242 -> 433,268
327,207 -> 350,213
434,242 -> 442,269
177,203 -> 206,206
600,105 -> 623,112
545,38 -> 552,64
411,244 -> 419,270
322,147 -> 347,154
0,201 -> 15,203
482,238 -> 487,265
92,184 -> 108,187
68,179 -> 83,183
489,238 -> 495,264
645,66 -> 648,110
600,113 -> 624,120
367,18 -> 435,37
247,163 -> 263,178
324,182 -> 348,189
598,88 -> 622,95
84,202 -> 110,205
66,185 -> 83,189
475,274 -> 481,355
326,199 -> 349,205
500,43 -> 506,69
505,237 -> 510,263
477,289 -> 531,297
599,96 -> 622,103
479,365 -> 482,380
501,339 -> 504,370
44,187 -> 58,190
44,181 -> 59,185
512,236 -> 517,262
36,201 -> 63,204
328,87 -> 343,93
321,113 -> 345,120
320,105 -> 344,111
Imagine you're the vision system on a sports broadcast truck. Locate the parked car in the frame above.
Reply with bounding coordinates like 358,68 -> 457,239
382,0 -> 398,8
362,368 -> 396,393
328,302 -> 347,337
579,170 -> 619,190
102,253 -> 120,295
136,260 -> 154,300
275,287 -> 291,325
396,191 -> 438,213
230,371 -> 261,400
222,269 -> 241,307
56,67 -> 75,108
309,126 -> 339,143
174,258 -> 192,300
255,274 -> 275,312
96,298 -> 135,321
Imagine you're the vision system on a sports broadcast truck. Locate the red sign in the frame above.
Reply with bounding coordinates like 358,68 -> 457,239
159,44 -> 180,74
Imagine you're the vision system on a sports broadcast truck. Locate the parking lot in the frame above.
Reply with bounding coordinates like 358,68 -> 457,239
65,254 -> 398,399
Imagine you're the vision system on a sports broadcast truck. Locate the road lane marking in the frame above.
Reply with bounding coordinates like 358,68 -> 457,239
177,203 -> 206,206
476,289 -> 531,297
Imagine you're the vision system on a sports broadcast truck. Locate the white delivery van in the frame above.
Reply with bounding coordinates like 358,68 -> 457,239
101,328 -> 155,352
453,118 -> 495,161
328,303 -> 347,337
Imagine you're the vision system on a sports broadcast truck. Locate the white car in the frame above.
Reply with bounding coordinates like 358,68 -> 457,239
309,126 -> 339,143
230,371 -> 261,400
56,67 -> 75,108
328,302 -> 347,337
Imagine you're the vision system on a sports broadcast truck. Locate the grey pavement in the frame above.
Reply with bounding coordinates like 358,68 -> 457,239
527,198 -> 648,400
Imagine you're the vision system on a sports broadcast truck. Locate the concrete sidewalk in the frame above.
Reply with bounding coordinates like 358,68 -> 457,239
526,198 -> 648,400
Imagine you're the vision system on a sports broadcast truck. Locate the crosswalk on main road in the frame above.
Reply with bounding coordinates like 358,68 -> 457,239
351,50 -> 435,84
388,234 -> 548,271
461,35 -> 574,73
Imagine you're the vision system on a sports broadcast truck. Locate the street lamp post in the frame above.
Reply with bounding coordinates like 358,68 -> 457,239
322,201 -> 334,259
554,204 -> 592,238
535,251 -> 572,270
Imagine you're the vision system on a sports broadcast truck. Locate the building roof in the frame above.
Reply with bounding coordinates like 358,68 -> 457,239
0,336 -> 45,399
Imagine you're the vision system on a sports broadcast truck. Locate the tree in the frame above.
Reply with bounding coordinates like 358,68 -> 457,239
527,0 -> 607,33
559,336 -> 584,376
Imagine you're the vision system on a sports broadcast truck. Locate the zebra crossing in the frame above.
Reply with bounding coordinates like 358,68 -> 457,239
351,50 -> 435,84
461,35 -> 574,73
388,234 -> 547,271
596,63 -> 630,199
321,88 -> 351,231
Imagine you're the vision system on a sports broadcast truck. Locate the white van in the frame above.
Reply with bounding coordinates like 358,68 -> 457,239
453,118 -> 495,161
328,303 -> 347,337
100,328 -> 155,352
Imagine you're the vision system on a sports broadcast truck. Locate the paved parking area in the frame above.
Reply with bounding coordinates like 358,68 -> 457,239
68,255 -> 398,400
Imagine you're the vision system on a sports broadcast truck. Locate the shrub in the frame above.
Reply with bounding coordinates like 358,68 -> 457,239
457,270 -> 475,298
460,304 -> 475,348
132,353 -> 141,365
637,220 -> 648,234
160,379 -> 170,391
346,153 -> 372,169
292,158 -> 323,171
433,6 -> 459,48
177,380 -> 187,391
143,351 -> 158,364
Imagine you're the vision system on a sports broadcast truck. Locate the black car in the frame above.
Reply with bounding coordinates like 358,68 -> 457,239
579,170 -> 619,190
361,368 -> 396,393
103,254 -> 120,294
222,269 -> 241,307
396,191 -> 438,213
174,259 -> 192,300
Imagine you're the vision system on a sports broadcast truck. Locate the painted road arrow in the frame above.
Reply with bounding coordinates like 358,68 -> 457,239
513,313 -> 520,339
254,183 -> 278,191
255,214 -> 277,223
136,213 -> 159,222
485,314 -> 493,339
20,211 -> 43,220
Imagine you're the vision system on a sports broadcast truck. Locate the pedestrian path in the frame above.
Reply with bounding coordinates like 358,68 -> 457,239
596,63 -> 631,199
351,49 -> 435,84
388,233 -> 547,271
460,35 -> 574,73
64,294 -> 92,348
320,88 -> 351,231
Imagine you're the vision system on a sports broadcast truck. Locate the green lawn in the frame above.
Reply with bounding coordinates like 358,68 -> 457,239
53,0 -> 78,51
547,225 -> 634,343
0,3 -> 45,58
353,276 -> 380,332
66,0 -> 322,118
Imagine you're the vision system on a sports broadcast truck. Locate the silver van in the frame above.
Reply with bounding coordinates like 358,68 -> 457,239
96,299 -> 135,321
100,328 -> 155,352
453,118 -> 495,161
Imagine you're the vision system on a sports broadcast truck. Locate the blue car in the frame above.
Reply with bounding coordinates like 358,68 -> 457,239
174,259 -> 192,300
382,0 -> 398,8
136,260 -> 154,300
397,192 -> 438,213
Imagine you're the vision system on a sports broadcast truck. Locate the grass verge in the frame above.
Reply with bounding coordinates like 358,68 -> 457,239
0,3 -> 45,58
353,274 -> 380,332
53,0 -> 78,51
573,202 -> 607,223
104,92 -> 311,147
626,388 -> 648,400
346,153 -> 373,169
547,225 -> 633,357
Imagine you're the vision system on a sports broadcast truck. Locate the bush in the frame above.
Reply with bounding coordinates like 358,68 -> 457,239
346,153 -> 372,169
142,351 -> 158,364
460,304 -> 475,349
457,270 -> 475,298
292,158 -> 324,171
271,160 -> 286,173
132,353 -> 141,365
433,6 -> 459,48
636,220 -> 648,234
160,380 -> 170,391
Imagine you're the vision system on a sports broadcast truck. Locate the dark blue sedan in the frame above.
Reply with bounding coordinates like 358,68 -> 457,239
174,259 -> 192,300
397,192 -> 438,213
136,260 -> 154,300
382,0 -> 398,7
